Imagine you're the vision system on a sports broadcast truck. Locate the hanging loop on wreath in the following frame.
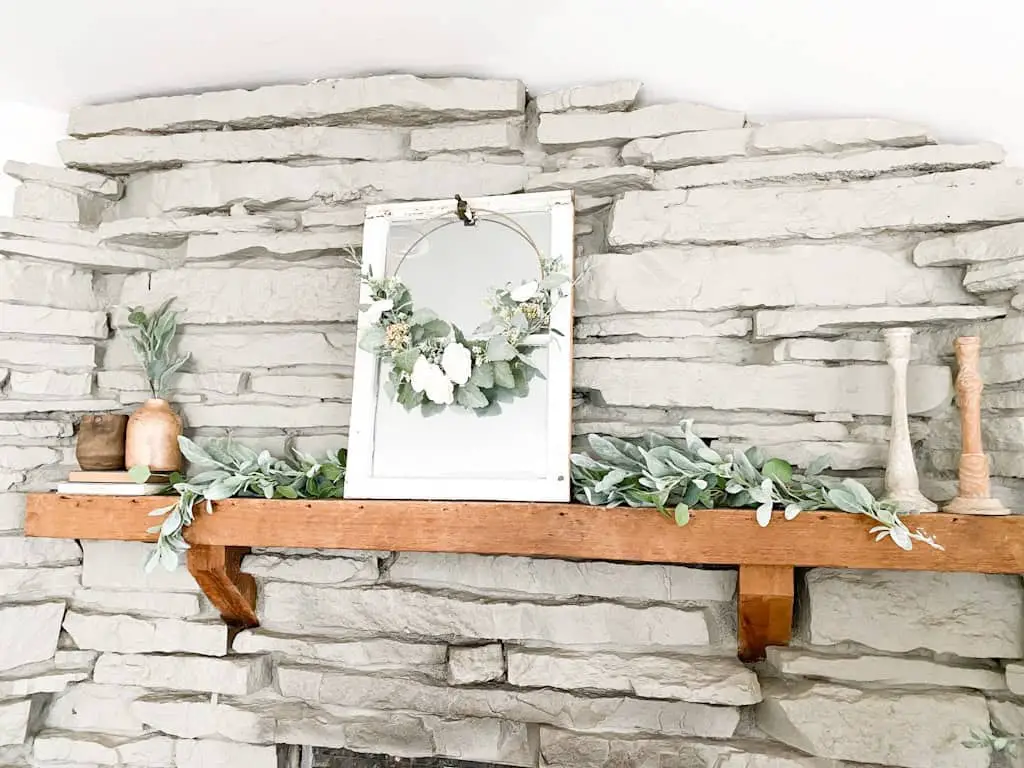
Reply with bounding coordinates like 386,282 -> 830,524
356,204 -> 571,413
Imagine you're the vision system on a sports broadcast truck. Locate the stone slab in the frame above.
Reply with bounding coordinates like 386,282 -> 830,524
14,181 -> 109,225
751,118 -> 932,154
70,75 -> 525,135
184,230 -> 361,261
609,168 -> 1024,246
0,536 -> 81,567
0,445 -> 61,470
81,540 -> 200,592
0,339 -> 94,368
0,398 -> 120,414
576,246 -> 972,316
60,126 -> 407,172
241,553 -> 378,584
115,161 -> 535,217
43,683 -> 148,735
0,302 -> 106,339
754,304 -> 1005,338
0,256 -> 96,310
574,310 -> 751,339
131,693 -> 277,742
175,739 -> 278,768
535,81 -> 642,113
623,127 -> 751,168
72,588 -> 203,617
524,165 -> 654,196
93,652 -> 272,695
575,360 -> 951,415
0,493 -> 25,532
802,569 -> 1024,657
97,371 -> 242,396
447,644 -> 505,685
915,221 -> 1024,267
964,257 -> 1024,292
280,666 -> 740,738
4,159 -> 121,197
33,732 -> 176,766
658,142 -> 1002,189
765,647 -> 1005,691
98,213 -> 284,247
410,119 -> 522,154
0,602 -> 65,672
507,648 -> 760,704
1007,663 -> 1024,695
9,371 -> 92,397
757,680 -> 988,768
385,552 -> 735,602
538,101 -> 745,149
261,583 -> 715,648
233,631 -> 446,674
0,234 -> 164,271
63,611 -> 228,655
0,214 -> 101,246
0,699 -> 30,746
248,374 -> 352,400
118,265 -> 358,325
0,566 -> 80,600
180,402 -> 350,428
774,338 -> 887,362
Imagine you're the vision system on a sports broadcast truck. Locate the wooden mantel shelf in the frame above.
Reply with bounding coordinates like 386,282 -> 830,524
24,495 -> 1024,661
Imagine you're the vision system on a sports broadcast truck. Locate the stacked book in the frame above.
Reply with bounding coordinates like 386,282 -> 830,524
57,471 -> 172,496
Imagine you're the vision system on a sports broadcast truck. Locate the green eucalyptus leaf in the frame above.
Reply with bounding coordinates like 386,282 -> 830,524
392,348 -> 420,373
456,383 -> 489,409
492,360 -> 515,389
127,465 -> 151,484
358,325 -> 386,352
486,336 -> 518,362
469,361 -> 495,389
762,458 -> 794,484
674,503 -> 690,526
418,319 -> 451,338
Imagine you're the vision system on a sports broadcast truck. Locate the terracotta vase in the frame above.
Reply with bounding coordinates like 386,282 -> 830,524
76,414 -> 128,470
125,399 -> 183,472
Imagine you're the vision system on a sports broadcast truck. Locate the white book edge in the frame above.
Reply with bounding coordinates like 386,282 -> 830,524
57,483 -> 171,496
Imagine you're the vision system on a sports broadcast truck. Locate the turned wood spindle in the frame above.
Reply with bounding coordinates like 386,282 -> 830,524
945,336 -> 1009,515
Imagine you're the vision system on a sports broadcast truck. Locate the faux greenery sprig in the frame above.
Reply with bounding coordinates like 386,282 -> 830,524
126,298 -> 190,399
570,420 -> 942,551
145,436 -> 346,571
963,728 -> 1024,755
357,256 -> 570,413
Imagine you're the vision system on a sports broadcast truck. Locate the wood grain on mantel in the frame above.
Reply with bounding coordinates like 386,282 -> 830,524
24,494 -> 1024,660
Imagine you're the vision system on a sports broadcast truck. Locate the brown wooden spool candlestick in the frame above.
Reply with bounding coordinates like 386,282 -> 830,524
945,336 -> 1009,515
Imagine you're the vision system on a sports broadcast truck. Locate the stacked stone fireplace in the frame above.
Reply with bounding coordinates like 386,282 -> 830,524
3,75 -> 1024,768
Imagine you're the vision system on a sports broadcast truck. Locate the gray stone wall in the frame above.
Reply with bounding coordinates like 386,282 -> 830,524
1,74 -> 1024,767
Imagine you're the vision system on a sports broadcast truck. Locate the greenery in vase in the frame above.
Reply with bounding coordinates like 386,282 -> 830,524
570,420 -> 942,551
126,298 -> 190,399
145,436 -> 346,571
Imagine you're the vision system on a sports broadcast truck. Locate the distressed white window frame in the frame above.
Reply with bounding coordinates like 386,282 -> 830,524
345,190 -> 575,502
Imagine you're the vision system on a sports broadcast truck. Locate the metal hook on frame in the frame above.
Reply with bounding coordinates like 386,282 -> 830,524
455,194 -> 477,227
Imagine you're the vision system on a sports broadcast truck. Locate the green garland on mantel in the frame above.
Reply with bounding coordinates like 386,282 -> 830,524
143,420 -> 940,571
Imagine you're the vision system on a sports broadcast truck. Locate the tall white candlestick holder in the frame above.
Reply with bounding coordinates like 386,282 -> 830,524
881,327 -> 937,513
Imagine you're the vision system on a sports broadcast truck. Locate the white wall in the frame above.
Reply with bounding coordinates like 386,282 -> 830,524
0,102 -> 66,214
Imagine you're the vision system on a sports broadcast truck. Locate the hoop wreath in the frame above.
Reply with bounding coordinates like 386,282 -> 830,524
356,207 -> 570,413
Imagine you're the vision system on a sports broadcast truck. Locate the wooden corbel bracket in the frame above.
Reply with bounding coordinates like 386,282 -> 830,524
185,544 -> 259,628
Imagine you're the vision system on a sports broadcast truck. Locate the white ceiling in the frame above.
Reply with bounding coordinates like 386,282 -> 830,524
1,0 -> 1022,161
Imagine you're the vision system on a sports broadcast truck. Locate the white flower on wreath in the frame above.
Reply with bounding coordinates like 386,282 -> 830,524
441,342 -> 472,385
363,298 -> 394,324
510,280 -> 539,303
411,355 -> 454,405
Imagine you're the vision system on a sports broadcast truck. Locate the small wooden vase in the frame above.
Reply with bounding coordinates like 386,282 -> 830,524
76,414 -> 128,470
125,398 -> 183,472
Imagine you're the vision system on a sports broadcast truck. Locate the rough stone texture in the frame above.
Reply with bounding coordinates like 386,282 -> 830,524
180,402 -> 350,428
4,159 -> 121,197
119,265 -> 358,324
447,644 -> 505,685
69,75 -> 525,135
751,118 -> 932,153
279,667 -> 740,738
184,229 -> 360,261
538,102 -> 745,149
131,694 -> 277,742
576,246 -> 973,316
0,537 -> 81,567
98,212 -> 283,247
575,360 -> 951,415
0,339 -> 95,368
507,648 -> 760,704
43,683 -> 148,735
242,553 -> 378,584
609,169 -> 1024,246
524,165 -> 654,195
175,739 -> 278,768
0,494 -> 25,531
81,540 -> 199,592
248,374 -> 351,400
756,680 -> 988,768
93,652 -> 272,695
385,552 -> 735,602
0,302 -> 107,339
0,602 -> 66,672
97,371 -> 242,396
754,304 -> 1004,338
0,445 -> 61,470
115,161 -> 535,217
410,120 -> 522,154
0,566 -> 80,600
0,213 -> 101,245
802,569 -> 1024,657
535,81 -> 641,113
915,220 -> 1024,266
765,647 -> 1005,691
655,142 -> 1003,189
62,611 -> 228,655
0,233 -> 164,271
60,126 -> 407,172
774,338 -> 887,362
33,732 -> 176,766
9,371 -> 92,397
0,660 -> 90,697
0,700 -> 31,747
261,584 -> 714,648
233,631 -> 446,674
574,310 -> 751,339
1008,663 -> 1024,695
0,257 -> 96,310
14,180 -> 109,225
622,127 -> 751,168
964,257 -> 1024,292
